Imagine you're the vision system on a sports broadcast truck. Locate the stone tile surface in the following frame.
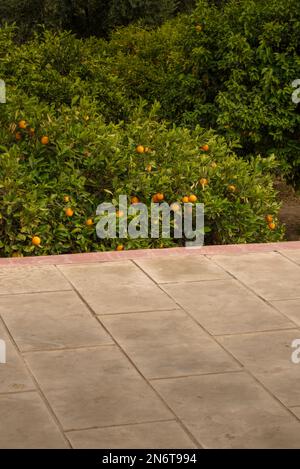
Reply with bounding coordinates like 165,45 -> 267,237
0,291 -> 112,351
153,372 -> 300,448
280,250 -> 300,265
0,392 -> 68,448
163,279 -> 294,335
270,299 -> 300,326
0,323 -> 34,393
219,330 -> 300,406
101,310 -> 239,379
59,262 -> 178,314
290,407 -> 300,419
0,265 -> 71,295
212,252 -> 300,300
67,421 -> 197,449
1,249 -> 300,449
135,256 -> 229,284
25,345 -> 172,430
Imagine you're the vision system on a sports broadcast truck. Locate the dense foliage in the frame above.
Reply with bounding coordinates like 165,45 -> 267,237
0,0 -> 195,38
105,0 -> 300,179
0,92 -> 282,257
1,0 -> 299,256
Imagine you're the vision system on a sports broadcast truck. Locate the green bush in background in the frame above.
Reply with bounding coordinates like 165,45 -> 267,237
1,0 -> 300,256
0,91 -> 282,257
104,0 -> 300,179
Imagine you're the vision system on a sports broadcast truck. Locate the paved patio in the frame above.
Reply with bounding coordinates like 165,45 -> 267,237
1,244 -> 300,448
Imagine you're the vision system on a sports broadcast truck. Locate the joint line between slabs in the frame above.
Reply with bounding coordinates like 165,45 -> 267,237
198,257 -> 300,424
0,288 -> 72,297
133,258 -> 300,422
206,254 -> 300,331
276,250 -> 300,269
132,259 -> 243,368
64,418 -> 177,434
0,315 -> 72,449
56,264 -> 202,449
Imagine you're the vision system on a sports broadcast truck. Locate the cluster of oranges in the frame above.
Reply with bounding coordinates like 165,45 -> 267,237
31,196 -> 94,247
152,193 -> 164,203
64,196 -> 74,218
136,145 -> 153,173
266,214 -> 276,230
136,145 -> 151,154
182,195 -> 197,203
15,119 -> 49,145
131,193 -> 200,205
130,193 -> 165,204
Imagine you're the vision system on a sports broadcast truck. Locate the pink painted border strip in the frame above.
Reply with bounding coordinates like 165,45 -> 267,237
0,241 -> 300,266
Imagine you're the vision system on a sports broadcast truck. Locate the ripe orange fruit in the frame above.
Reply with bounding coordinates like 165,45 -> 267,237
199,178 -> 208,186
86,218 -> 93,226
41,136 -> 49,145
152,193 -> 164,203
116,210 -> 124,218
182,196 -> 189,203
131,196 -> 140,205
201,144 -> 209,151
156,193 -> 164,202
189,194 -> 197,203
32,236 -> 41,246
18,120 -> 27,130
268,222 -> 276,230
266,214 -> 273,223
136,145 -> 145,154
146,164 -> 152,172
64,196 -> 70,203
116,244 -> 124,251
15,132 -> 22,141
228,184 -> 236,193
65,208 -> 74,217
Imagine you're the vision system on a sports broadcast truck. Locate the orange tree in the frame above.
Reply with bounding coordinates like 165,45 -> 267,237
0,28 -> 132,123
0,90 -> 283,257
104,0 -> 300,182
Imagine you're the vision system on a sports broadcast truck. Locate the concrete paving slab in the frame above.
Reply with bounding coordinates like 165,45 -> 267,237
0,291 -> 113,351
101,310 -> 239,379
59,262 -> 178,314
163,279 -> 295,335
24,345 -> 172,430
67,421 -> 197,449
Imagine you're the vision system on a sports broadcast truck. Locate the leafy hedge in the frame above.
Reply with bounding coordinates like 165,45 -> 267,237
1,1 -> 296,257
105,0 -> 300,180
0,28 -> 132,123
2,0 -> 300,183
0,89 -> 283,257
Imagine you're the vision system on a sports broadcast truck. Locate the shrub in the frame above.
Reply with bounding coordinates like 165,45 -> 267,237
0,92 -> 283,257
105,0 -> 300,181
0,28 -> 132,122
0,0 -> 195,39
